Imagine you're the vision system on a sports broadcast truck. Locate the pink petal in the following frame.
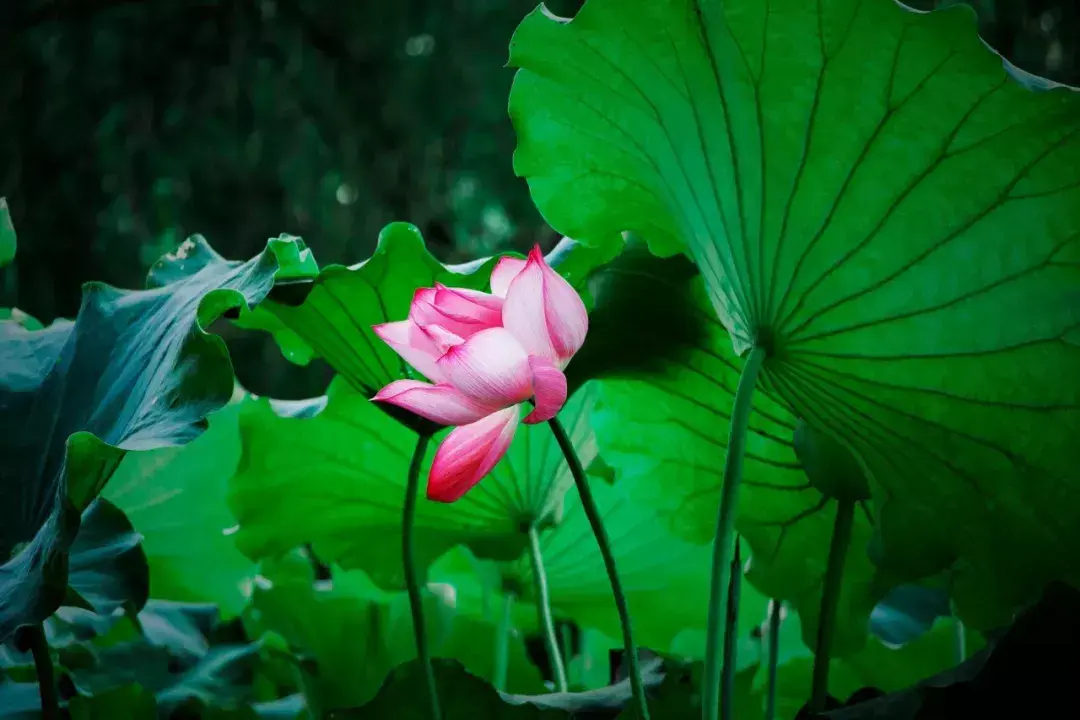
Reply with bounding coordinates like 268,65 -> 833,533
420,323 -> 464,355
427,406 -> 521,502
411,286 -> 503,340
435,284 -> 504,313
523,356 -> 567,424
436,327 -> 534,408
502,245 -> 589,368
372,319 -> 448,383
409,287 -> 437,315
490,257 -> 527,298
372,379 -> 498,426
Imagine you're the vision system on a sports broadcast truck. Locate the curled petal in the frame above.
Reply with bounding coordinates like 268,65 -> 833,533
372,380 -> 498,426
412,288 -> 502,339
434,284 -> 504,313
372,319 -> 449,383
502,245 -> 589,368
428,406 -> 521,502
422,324 -> 464,355
523,356 -> 567,424
490,256 -> 528,298
408,287 -> 437,317
436,327 -> 533,408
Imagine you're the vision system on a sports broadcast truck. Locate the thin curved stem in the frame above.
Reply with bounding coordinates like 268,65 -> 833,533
403,434 -> 441,720
26,624 -> 59,720
721,540 -> 742,720
810,498 -> 856,713
548,416 -> 649,719
765,600 -> 783,720
703,345 -> 767,720
493,591 -> 515,691
529,524 -> 569,692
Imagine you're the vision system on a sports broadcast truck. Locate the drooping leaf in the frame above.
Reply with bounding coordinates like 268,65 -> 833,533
509,0 -> 1080,629
227,378 -> 598,588
594,273 -> 877,656
0,233 -> 306,640
66,498 -> 149,618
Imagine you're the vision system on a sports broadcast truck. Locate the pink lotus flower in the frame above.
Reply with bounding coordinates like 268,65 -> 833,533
372,246 -> 588,502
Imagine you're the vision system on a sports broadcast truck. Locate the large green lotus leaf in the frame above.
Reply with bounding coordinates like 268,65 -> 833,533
594,275 -> 876,656
103,395 -> 322,617
509,0 -> 1080,629
227,377 -> 601,588
247,555 -> 544,716
0,234 -> 308,641
0,198 -> 14,269
238,222 -> 502,397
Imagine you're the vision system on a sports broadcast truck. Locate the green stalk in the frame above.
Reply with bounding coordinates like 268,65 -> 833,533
810,498 -> 855,713
548,416 -> 649,719
721,541 -> 742,720
493,591 -> 515,691
703,345 -> 767,720
403,434 -> 441,720
765,600 -> 782,720
26,624 -> 59,720
529,524 -> 569,692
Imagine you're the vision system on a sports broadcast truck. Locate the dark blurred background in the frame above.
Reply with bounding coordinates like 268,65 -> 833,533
0,0 -> 1076,395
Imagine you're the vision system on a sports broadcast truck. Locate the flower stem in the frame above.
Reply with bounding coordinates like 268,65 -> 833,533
528,524 -> 569,692
703,345 -> 766,720
548,416 -> 649,719
810,498 -> 855,713
26,624 -> 59,720
403,434 -> 441,720
721,540 -> 742,720
764,600 -> 783,720
493,591 -> 515,691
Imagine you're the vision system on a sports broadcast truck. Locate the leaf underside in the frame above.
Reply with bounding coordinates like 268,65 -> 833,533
509,0 -> 1080,628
